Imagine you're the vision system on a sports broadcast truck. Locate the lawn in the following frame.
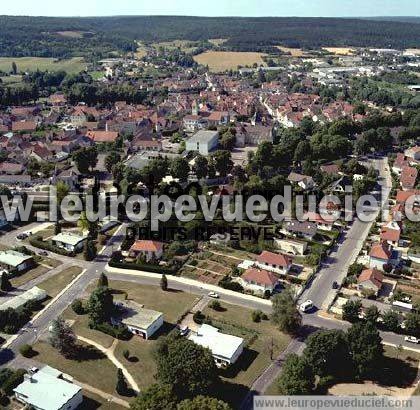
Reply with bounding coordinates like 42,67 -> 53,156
202,303 -> 291,404
31,341 -> 126,398
37,266 -> 83,298
10,264 -> 49,288
0,57 -> 86,74
276,46 -> 306,57
81,391 -> 127,410
193,51 -> 267,72
323,47 -> 357,55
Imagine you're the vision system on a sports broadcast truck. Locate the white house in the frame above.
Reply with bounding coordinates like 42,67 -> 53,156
113,300 -> 163,339
239,267 -> 279,293
14,366 -> 83,410
0,250 -> 34,273
255,251 -> 292,275
273,238 -> 307,256
51,232 -> 88,253
128,240 -> 164,262
405,146 -> 420,162
186,130 -> 219,156
188,324 -> 244,367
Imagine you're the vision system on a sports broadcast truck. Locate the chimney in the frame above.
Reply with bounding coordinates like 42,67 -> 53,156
105,122 -> 108,132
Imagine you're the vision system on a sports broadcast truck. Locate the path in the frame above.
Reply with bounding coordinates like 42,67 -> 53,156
76,335 -> 140,393
76,381 -> 130,408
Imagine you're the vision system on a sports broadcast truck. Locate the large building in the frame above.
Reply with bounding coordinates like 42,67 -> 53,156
185,130 -> 219,156
14,366 -> 83,410
188,324 -> 244,367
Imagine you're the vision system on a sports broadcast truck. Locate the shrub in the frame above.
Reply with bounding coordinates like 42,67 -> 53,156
71,299 -> 85,315
218,275 -> 243,293
91,322 -> 132,340
193,311 -> 206,324
19,344 -> 34,358
209,300 -> 221,311
1,369 -> 25,395
252,310 -> 263,322
29,236 -> 72,256
123,349 -> 130,360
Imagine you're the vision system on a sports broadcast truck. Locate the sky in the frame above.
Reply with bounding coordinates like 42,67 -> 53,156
1,0 -> 419,17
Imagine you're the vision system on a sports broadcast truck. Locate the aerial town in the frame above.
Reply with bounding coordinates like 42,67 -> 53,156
0,8 -> 419,410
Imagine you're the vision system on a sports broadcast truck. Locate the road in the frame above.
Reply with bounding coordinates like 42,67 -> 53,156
298,157 -> 392,310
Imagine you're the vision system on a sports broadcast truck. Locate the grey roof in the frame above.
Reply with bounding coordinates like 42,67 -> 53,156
284,220 -> 317,236
51,232 -> 87,246
0,286 -> 47,311
115,300 -> 163,330
188,130 -> 218,144
13,366 -> 81,410
0,250 -> 32,267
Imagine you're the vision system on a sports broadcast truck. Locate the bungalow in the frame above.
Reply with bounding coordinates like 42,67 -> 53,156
0,250 -> 34,273
380,221 -> 401,246
14,366 -> 83,410
304,211 -> 335,231
405,146 -> 420,162
320,164 -> 340,175
188,324 -> 244,367
255,251 -> 292,275
240,267 -> 279,293
283,220 -> 317,240
113,300 -> 163,339
287,172 -> 315,191
129,240 -> 164,262
273,238 -> 307,256
51,232 -> 88,253
357,268 -> 384,296
369,242 -> 396,270
400,166 -> 418,191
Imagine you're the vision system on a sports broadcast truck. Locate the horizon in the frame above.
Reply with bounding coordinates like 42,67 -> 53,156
2,0 -> 420,18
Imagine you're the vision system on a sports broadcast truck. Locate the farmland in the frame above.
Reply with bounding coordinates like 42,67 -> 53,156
0,57 -> 86,74
323,47 -> 357,55
193,51 -> 267,72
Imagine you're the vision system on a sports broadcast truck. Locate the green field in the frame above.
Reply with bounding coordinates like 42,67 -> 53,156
0,57 -> 86,74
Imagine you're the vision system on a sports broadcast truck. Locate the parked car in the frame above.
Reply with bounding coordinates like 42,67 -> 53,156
38,250 -> 48,256
332,281 -> 339,289
299,300 -> 314,313
16,233 -> 28,241
208,292 -> 219,299
29,367 -> 39,374
405,336 -> 420,344
179,326 -> 189,336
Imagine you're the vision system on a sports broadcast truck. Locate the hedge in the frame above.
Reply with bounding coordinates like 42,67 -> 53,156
109,259 -> 178,275
29,236 -> 72,257
90,322 -> 132,340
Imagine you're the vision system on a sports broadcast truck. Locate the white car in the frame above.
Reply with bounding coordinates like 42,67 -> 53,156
208,292 -> 219,299
405,336 -> 420,344
299,300 -> 314,313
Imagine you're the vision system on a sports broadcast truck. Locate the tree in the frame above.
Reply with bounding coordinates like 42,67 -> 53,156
55,180 -> 70,209
48,317 -> 77,358
347,322 -> 383,379
155,336 -> 218,398
211,150 -> 233,177
404,312 -> 420,337
303,329 -> 352,379
271,290 -> 302,335
193,154 -> 208,180
83,239 -> 97,261
97,272 -> 109,288
130,383 -> 177,410
277,353 -> 314,395
0,274 -> 12,292
381,310 -> 400,332
342,299 -> 362,323
160,274 -> 168,291
11,62 -> 17,75
365,305 -> 380,324
19,344 -> 34,358
116,368 -> 129,395
170,157 -> 190,182
219,131 -> 236,151
177,396 -> 231,410
71,299 -> 84,315
54,221 -> 61,235
78,211 -> 90,233
87,286 -> 114,326
105,152 -> 121,173
72,146 -> 98,174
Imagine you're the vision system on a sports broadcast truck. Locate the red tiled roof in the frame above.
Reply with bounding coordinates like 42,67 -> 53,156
396,190 -> 420,204
0,162 -> 24,174
369,242 -> 391,260
400,166 -> 418,190
380,228 -> 400,243
130,240 -> 163,253
257,251 -> 291,267
12,121 -> 36,132
242,268 -> 278,286
358,268 -> 383,289
87,130 -> 119,143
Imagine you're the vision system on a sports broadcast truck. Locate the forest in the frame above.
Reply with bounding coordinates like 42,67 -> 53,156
1,16 -> 420,58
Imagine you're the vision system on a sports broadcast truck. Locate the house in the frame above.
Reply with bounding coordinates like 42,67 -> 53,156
273,238 -> 307,255
369,242 -> 392,270
129,240 -> 164,262
380,221 -> 401,246
113,300 -> 163,339
0,287 -> 47,311
328,175 -> 352,193
186,130 -> 219,156
304,211 -> 335,231
405,146 -> 420,162
188,324 -> 244,367
240,267 -> 279,293
287,172 -> 315,191
0,250 -> 34,273
12,120 -> 37,133
51,232 -> 88,253
320,164 -> 340,175
255,251 -> 292,275
0,162 -> 24,175
392,153 -> 409,175
207,111 -> 230,127
87,130 -> 119,144
357,268 -> 384,296
283,220 -> 317,240
400,166 -> 418,191
183,114 -> 208,132
396,189 -> 420,205
14,366 -> 83,410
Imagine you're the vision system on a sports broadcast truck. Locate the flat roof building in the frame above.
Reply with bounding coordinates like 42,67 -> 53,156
186,130 -> 219,156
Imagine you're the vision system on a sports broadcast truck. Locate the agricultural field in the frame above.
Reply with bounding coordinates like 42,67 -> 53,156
152,39 -> 199,53
0,57 -> 86,74
208,38 -> 227,46
193,51 -> 267,72
323,47 -> 357,55
276,46 -> 307,57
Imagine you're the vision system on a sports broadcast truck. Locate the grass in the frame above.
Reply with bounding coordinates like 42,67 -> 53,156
0,57 -> 86,74
31,341 -> 125,397
10,264 -> 49,288
0,74 -> 22,85
208,38 -> 227,46
193,51 -> 267,72
80,391 -> 127,410
276,46 -> 306,57
203,303 -> 291,404
37,266 -> 83,298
